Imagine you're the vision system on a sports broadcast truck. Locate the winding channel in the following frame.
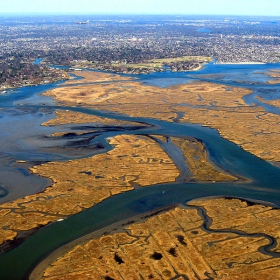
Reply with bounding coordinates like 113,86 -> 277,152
192,204 -> 280,259
0,64 -> 279,279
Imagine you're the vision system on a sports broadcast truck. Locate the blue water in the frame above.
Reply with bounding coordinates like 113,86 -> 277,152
197,27 -> 211,33
33,58 -> 43,65
136,62 -> 280,87
134,62 -> 280,115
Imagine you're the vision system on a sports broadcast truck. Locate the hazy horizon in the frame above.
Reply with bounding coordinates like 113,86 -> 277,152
1,0 -> 280,17
1,13 -> 280,17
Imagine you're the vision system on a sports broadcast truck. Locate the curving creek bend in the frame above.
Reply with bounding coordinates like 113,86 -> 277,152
0,63 -> 280,279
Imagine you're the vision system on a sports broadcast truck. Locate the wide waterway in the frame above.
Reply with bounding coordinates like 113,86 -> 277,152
0,63 -> 280,279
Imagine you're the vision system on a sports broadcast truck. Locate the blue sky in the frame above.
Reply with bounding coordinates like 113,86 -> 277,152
1,0 -> 280,16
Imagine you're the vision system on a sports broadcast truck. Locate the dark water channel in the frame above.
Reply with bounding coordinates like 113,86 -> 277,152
0,64 -> 279,279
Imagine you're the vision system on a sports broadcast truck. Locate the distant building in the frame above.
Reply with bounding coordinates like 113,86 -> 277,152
77,20 -> 89,25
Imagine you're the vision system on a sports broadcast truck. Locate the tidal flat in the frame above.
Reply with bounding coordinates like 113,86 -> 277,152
0,64 -> 279,280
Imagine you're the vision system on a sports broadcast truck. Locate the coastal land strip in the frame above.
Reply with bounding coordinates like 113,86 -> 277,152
70,56 -> 211,74
267,69 -> 280,84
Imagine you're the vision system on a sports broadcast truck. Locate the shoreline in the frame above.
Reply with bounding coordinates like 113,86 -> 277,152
29,195 -> 278,280
0,77 -> 69,91
69,62 -> 207,75
216,62 -> 266,65
29,204 -> 177,280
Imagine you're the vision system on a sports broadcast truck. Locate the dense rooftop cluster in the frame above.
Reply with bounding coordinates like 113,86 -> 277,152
0,57 -> 68,88
1,15 -> 280,86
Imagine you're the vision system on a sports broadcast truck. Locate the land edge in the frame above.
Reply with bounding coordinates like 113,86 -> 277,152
216,62 -> 266,65
0,76 -> 70,91
28,204 -> 177,280
77,63 -> 206,74
28,195 -> 278,280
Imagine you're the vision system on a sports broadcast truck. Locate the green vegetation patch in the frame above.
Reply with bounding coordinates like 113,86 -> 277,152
113,55 -> 211,69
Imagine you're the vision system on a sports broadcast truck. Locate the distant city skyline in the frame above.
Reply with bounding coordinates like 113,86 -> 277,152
1,0 -> 280,16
